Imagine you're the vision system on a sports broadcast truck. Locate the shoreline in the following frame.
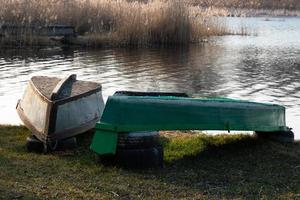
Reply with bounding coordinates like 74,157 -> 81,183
0,11 -> 298,49
0,35 -> 213,49
201,7 -> 300,17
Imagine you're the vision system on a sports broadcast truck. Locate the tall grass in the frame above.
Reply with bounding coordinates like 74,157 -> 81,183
0,0 -> 228,47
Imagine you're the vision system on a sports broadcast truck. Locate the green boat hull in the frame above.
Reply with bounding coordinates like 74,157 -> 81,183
91,93 -> 288,155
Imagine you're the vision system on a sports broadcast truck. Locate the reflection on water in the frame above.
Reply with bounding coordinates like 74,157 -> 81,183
0,17 -> 299,139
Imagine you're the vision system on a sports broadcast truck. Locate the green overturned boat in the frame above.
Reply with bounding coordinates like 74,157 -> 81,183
91,91 -> 293,155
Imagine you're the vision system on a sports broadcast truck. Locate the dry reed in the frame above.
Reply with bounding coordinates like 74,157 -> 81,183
0,0 -> 229,47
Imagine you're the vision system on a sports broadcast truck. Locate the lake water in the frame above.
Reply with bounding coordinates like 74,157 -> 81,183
0,17 -> 299,139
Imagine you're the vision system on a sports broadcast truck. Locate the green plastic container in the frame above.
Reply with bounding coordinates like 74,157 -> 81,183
90,93 -> 287,155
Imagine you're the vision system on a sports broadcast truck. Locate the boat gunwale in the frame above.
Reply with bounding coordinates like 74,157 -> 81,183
29,77 -> 102,105
107,95 -> 286,109
95,121 -> 288,132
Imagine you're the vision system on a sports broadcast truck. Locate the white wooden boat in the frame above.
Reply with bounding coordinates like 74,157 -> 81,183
16,74 -> 104,147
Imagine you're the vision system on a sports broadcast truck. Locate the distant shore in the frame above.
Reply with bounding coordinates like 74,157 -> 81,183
0,0 -> 299,48
202,7 -> 300,17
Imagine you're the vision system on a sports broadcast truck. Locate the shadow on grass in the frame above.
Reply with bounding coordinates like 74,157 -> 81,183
71,132 -> 299,198
146,135 -> 300,198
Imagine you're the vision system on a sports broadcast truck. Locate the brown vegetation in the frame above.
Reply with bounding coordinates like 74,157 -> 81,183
0,0 -> 228,47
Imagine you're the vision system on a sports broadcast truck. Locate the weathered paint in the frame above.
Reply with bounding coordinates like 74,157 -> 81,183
20,83 -> 48,132
55,91 -> 104,133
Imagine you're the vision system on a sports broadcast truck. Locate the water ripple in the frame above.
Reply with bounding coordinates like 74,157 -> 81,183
0,17 -> 300,138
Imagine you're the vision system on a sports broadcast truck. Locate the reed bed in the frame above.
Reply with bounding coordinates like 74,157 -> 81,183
0,0 -> 228,47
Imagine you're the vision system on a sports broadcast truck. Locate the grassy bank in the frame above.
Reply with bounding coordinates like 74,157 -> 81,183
0,125 -> 299,199
0,0 -> 228,47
